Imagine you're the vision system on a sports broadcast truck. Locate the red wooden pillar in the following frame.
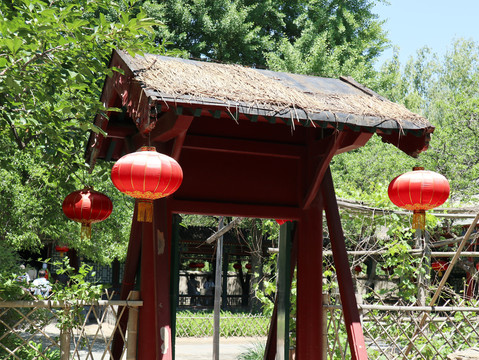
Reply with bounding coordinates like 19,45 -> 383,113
137,198 -> 173,360
112,204 -> 141,359
296,195 -> 323,358
321,167 -> 368,360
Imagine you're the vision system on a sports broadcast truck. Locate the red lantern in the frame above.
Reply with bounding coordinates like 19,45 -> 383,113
432,260 -> 449,276
233,263 -> 242,271
62,188 -> 112,239
111,146 -> 183,222
55,246 -> 69,258
246,263 -> 252,273
388,167 -> 449,230
275,219 -> 291,225
354,265 -> 362,275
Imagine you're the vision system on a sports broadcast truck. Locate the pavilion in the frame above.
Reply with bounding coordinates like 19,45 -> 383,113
86,49 -> 433,359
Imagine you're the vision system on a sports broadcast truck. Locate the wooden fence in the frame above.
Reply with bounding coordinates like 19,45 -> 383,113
325,294 -> 479,359
0,291 -> 142,360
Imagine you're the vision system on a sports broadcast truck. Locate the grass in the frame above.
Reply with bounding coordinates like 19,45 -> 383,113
176,310 -> 269,337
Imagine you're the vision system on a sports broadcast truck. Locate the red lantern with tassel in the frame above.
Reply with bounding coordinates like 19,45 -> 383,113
388,167 -> 450,230
55,246 -> 69,258
111,146 -> 183,222
62,188 -> 112,239
432,260 -> 449,277
233,263 -> 242,272
354,265 -> 362,275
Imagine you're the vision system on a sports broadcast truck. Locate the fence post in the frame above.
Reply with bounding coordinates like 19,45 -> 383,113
127,291 -> 140,360
60,305 -> 71,360
60,330 -> 70,360
322,293 -> 329,360
356,294 -> 363,325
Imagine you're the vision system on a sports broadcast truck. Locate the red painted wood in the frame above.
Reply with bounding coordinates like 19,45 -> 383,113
171,131 -> 187,161
176,147 -> 301,206
296,197 -> 323,357
264,298 -> 278,360
137,216 -> 160,359
335,132 -> 373,155
170,199 -> 301,220
136,199 -> 174,360
150,113 -> 194,142
302,132 -> 347,210
154,199 -> 173,359
111,204 -> 141,360
321,168 -> 368,360
182,134 -> 304,160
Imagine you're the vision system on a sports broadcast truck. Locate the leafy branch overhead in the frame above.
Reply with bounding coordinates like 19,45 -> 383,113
0,0 -> 161,261
0,0 -> 160,156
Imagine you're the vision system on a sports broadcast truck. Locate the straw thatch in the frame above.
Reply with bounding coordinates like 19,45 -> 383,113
133,55 -> 428,126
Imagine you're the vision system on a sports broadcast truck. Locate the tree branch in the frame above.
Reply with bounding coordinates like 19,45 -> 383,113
4,116 -> 25,150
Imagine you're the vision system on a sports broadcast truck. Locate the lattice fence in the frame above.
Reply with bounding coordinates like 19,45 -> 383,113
176,313 -> 269,338
0,291 -> 141,360
325,295 -> 479,359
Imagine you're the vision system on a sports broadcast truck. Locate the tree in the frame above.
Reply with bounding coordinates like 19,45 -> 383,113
332,39 -> 479,204
141,0 -> 389,80
0,0 -> 161,263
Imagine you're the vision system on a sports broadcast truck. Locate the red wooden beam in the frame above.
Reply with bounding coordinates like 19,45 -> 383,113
321,167 -> 368,360
150,111 -> 194,142
171,130 -> 187,161
296,196 -> 323,357
182,134 -> 305,159
302,131 -> 347,210
335,132 -> 373,155
170,199 -> 301,220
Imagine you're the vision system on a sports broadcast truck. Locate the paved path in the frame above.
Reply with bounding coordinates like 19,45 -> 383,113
175,337 -> 266,360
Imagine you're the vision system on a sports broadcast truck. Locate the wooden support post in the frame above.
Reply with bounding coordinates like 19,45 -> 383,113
296,198 -> 323,358
60,325 -> 70,360
264,223 -> 298,360
156,199 -> 174,360
321,167 -> 368,360
137,199 -> 173,360
264,297 -> 278,360
112,204 -> 142,360
221,249 -> 229,310
170,214 -> 181,360
127,291 -> 140,360
213,217 -> 224,360
276,221 -> 293,360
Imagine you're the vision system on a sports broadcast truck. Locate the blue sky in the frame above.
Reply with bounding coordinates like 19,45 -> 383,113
373,0 -> 479,66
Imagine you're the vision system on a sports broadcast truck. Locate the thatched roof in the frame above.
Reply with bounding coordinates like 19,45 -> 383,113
120,51 -> 431,133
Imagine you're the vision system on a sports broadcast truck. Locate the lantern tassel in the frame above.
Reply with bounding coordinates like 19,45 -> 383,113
138,199 -> 153,222
81,223 -> 92,239
412,210 -> 426,230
